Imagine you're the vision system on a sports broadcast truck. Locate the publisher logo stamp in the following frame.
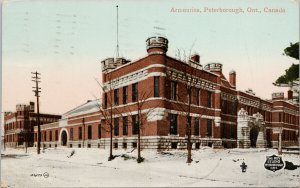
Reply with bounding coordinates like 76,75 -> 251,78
30,172 -> 49,178
264,155 -> 284,172
43,172 -> 49,178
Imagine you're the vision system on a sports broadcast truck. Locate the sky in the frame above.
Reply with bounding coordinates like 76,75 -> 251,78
2,0 -> 299,115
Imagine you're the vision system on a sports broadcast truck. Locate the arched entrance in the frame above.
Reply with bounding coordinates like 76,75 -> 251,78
61,130 -> 67,146
237,109 -> 266,148
250,127 -> 259,147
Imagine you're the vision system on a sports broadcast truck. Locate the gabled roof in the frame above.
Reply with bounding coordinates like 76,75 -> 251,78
62,99 -> 101,119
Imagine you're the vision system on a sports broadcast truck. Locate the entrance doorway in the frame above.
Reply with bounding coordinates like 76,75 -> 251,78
61,130 -> 67,146
250,127 -> 259,147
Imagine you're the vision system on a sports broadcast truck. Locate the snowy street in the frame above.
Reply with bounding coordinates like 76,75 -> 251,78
1,147 -> 300,187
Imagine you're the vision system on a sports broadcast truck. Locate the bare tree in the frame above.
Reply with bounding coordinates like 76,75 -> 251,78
126,90 -> 161,163
168,49 -> 204,164
94,74 -> 115,161
94,73 -> 126,161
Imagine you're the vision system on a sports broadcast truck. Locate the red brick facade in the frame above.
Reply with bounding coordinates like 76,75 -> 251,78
29,36 -> 299,150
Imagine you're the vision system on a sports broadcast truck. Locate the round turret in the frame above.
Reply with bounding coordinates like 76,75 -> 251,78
146,36 -> 168,55
204,63 -> 223,72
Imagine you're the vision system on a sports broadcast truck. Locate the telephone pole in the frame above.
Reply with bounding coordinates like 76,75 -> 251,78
31,71 -> 41,154
82,118 -> 85,148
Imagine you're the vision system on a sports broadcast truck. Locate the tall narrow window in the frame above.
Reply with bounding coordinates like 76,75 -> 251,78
170,81 -> 177,100
123,86 -> 128,104
132,115 -> 138,135
132,83 -> 138,102
50,131 -> 52,141
55,130 -> 58,141
78,127 -> 82,140
104,93 -> 107,109
206,119 -> 212,137
123,116 -> 128,135
196,89 -> 200,106
88,126 -> 92,139
170,114 -> 178,135
221,124 -> 226,138
279,112 -> 281,122
114,89 -> 119,106
194,117 -> 199,136
70,128 -> 73,140
230,125 -> 235,139
154,76 -> 160,97
188,88 -> 192,104
207,91 -> 212,108
98,124 -> 101,139
114,118 -> 119,136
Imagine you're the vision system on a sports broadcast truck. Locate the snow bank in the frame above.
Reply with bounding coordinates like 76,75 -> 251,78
1,147 -> 299,187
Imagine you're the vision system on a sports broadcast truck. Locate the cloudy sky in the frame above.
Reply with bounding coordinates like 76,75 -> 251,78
2,0 -> 299,115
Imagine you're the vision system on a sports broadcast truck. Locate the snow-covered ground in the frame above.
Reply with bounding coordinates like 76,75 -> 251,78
1,147 -> 299,187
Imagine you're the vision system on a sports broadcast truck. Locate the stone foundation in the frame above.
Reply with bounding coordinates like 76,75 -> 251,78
33,136 -> 224,150
271,141 -> 299,148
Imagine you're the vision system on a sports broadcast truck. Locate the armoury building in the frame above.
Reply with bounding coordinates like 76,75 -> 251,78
6,36 -> 299,150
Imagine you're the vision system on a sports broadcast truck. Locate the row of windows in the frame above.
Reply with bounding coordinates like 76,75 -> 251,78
68,116 -> 139,141
69,125 -> 102,141
109,77 -> 161,107
114,115 -> 139,136
5,119 -> 57,131
106,77 -> 175,108
169,114 -> 213,136
282,130 -> 298,141
278,112 -> 298,124
5,121 -> 24,130
220,123 -> 236,139
221,100 -> 237,115
243,106 -> 272,121
170,81 -> 213,107
5,134 -> 15,142
105,78 -> 218,109
36,116 -> 215,140
105,82 -> 139,108
35,130 -> 59,142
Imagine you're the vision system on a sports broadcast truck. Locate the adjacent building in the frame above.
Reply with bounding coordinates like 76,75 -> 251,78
4,102 -> 61,148
31,36 -> 299,150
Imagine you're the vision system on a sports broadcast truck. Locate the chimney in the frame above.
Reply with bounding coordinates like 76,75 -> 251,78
288,90 -> 293,100
229,70 -> 236,88
190,54 -> 200,63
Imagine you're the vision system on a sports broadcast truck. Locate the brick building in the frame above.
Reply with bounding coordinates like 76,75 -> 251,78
34,36 -> 299,150
4,102 -> 61,148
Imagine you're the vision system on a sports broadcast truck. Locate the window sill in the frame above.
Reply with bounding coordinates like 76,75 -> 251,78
168,134 -> 179,137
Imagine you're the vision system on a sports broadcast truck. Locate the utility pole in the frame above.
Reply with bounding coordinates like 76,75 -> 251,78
31,71 -> 41,154
3,127 -> 5,151
82,118 -> 85,148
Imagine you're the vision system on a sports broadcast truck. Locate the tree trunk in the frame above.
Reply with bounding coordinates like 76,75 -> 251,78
187,116 -> 192,163
108,81 -> 114,161
25,133 -> 28,153
138,124 -> 141,161
187,87 -> 192,164
137,108 -> 142,163
108,124 -> 113,160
